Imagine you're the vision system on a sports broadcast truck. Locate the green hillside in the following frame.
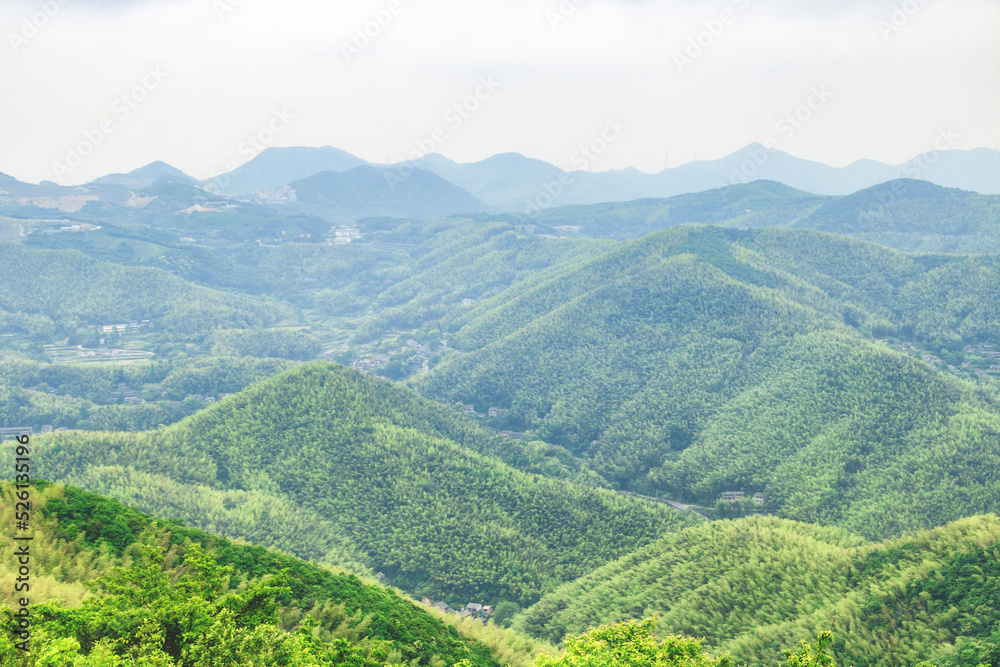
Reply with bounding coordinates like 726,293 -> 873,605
416,227 -> 1000,539
515,513 -> 1000,667
15,363 -> 698,607
531,181 -> 826,239
0,481 -> 504,666
0,243 -> 283,337
0,352 -> 297,434
344,219 -> 612,343
799,179 -> 994,233
528,179 -> 1000,252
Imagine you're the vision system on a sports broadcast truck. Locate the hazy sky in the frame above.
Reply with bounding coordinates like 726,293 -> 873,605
2,0 -> 998,184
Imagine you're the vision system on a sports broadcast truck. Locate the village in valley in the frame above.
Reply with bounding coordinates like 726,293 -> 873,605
421,598 -> 495,625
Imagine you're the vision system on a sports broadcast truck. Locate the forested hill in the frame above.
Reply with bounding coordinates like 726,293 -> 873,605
796,178 -> 1000,236
530,180 -> 827,239
529,179 -> 1000,252
17,363 -> 698,607
289,166 -> 492,221
0,481 -> 505,666
415,226 -> 1000,540
515,513 -> 1000,667
0,242 -> 283,337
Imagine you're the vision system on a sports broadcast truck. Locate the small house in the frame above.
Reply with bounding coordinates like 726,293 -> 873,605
433,601 -> 455,615
720,491 -> 745,502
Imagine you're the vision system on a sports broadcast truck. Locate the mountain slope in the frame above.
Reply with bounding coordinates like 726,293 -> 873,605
531,180 -> 827,239
90,161 -> 198,188
20,363 -> 698,606
414,227 -> 1000,539
0,242 -> 284,336
528,178 -> 1000,249
515,514 -> 1000,667
791,179 -> 1000,252
207,145 -> 370,194
0,481 -> 504,666
414,153 -> 566,211
406,145 -> 1000,211
290,166 -> 491,221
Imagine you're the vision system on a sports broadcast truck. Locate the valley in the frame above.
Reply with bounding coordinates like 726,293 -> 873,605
2,157 -> 999,666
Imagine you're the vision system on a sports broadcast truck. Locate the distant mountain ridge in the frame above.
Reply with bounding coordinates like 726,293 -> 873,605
204,145 -> 370,194
4,144 -> 996,207
528,178 -> 1000,251
91,161 -> 199,189
288,165 -> 491,221
215,144 -> 1000,205
208,143 -> 998,206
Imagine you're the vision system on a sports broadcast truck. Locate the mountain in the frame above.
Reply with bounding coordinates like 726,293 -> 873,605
0,481 -> 508,666
207,146 -> 369,194
90,161 -> 198,188
21,362 -> 698,606
4,145 -> 999,212
289,166 -> 491,221
531,180 -> 827,239
907,145 -> 1000,194
402,146 -> 1000,211
0,172 -> 73,197
415,226 -> 1000,540
515,513 -> 1000,666
564,146 -> 1000,203
413,153 -> 566,212
526,179 -> 1000,252
0,172 -> 21,189
634,142 -> 905,197
0,242 -> 285,337
793,178 -> 1000,240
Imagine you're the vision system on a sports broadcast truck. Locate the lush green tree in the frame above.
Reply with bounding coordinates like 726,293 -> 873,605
532,618 -> 734,667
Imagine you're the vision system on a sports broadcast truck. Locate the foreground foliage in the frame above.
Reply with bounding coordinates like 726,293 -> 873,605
515,514 -> 1000,667
13,365 -> 697,606
0,482 -> 501,667
532,618 -> 736,667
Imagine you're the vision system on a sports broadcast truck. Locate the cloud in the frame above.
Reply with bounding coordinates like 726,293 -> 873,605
0,0 -> 996,183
